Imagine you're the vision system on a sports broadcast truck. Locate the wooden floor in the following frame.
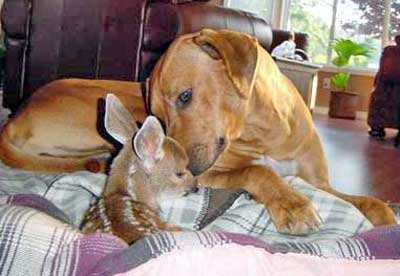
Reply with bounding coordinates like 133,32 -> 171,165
314,114 -> 400,202
0,96 -> 399,202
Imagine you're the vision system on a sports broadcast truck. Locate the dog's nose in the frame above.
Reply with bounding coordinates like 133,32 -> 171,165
183,185 -> 199,197
217,137 -> 226,152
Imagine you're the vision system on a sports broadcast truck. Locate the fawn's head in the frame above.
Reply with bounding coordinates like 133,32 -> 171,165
104,94 -> 196,202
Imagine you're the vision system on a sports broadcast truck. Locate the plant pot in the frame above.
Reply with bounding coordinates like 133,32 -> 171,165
329,90 -> 359,120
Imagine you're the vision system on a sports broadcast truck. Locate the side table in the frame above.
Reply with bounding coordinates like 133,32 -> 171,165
275,57 -> 322,112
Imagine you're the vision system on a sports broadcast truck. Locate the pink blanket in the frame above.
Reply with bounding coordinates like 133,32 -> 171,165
122,244 -> 400,276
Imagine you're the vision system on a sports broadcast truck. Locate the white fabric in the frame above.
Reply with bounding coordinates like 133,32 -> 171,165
122,243 -> 400,276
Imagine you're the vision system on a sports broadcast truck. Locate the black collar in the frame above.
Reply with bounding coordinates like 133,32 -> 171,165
140,79 -> 167,133
140,79 -> 153,116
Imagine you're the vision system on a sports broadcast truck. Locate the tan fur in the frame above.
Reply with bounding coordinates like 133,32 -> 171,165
149,29 -> 396,234
0,79 -> 146,172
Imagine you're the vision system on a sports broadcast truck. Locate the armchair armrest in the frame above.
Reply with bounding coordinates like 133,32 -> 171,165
1,0 -> 31,112
295,48 -> 309,61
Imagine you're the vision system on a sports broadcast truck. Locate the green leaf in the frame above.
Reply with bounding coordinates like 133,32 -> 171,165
332,55 -> 349,67
331,72 -> 350,90
331,39 -> 371,67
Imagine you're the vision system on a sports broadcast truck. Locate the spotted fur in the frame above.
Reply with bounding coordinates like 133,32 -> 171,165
81,193 -> 172,243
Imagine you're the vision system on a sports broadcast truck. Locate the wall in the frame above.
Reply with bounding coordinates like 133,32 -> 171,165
316,70 -> 375,112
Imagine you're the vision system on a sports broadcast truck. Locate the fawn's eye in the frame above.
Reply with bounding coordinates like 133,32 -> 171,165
176,89 -> 192,108
175,172 -> 185,178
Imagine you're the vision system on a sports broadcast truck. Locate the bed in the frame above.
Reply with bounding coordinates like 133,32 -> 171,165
1,160 -> 400,275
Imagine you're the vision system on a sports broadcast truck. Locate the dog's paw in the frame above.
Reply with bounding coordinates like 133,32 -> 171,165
267,195 -> 322,235
357,196 -> 397,226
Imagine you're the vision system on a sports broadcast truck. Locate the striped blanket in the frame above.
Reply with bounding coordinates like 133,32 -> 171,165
1,161 -> 399,275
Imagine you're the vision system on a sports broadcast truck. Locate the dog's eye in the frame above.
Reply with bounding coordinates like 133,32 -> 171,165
177,89 -> 192,107
175,172 -> 185,178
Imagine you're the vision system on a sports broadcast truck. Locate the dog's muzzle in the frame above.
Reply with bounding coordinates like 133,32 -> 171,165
188,137 -> 226,176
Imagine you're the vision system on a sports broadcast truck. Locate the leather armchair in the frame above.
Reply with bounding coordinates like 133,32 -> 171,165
367,37 -> 400,142
2,0 -> 155,111
271,29 -> 309,60
1,0 -> 308,112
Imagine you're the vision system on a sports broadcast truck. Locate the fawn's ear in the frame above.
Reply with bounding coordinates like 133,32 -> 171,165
133,116 -> 165,170
105,93 -> 139,144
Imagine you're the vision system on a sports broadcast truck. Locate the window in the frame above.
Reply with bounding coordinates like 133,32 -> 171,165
286,0 -> 400,69
224,0 -> 275,23
391,0 -> 400,42
334,0 -> 384,68
286,0 -> 333,64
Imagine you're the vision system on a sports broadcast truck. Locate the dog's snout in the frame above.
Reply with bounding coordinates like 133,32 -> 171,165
188,140 -> 226,176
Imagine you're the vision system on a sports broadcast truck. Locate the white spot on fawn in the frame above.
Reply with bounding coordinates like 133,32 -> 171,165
122,196 -> 140,226
98,198 -> 113,234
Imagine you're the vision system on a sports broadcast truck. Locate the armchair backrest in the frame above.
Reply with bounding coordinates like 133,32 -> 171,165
2,0 -> 150,109
378,45 -> 400,84
0,0 -> 288,112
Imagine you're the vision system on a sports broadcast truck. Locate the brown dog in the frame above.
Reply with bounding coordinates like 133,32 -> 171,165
148,29 -> 397,234
0,29 -> 396,234
0,79 -> 146,172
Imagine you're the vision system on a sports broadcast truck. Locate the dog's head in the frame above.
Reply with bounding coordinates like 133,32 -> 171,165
150,29 -> 259,175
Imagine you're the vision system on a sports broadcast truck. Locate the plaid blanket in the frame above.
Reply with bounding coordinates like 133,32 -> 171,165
1,161 -> 399,275
0,161 -> 374,243
1,194 -> 400,275
0,162 -> 106,226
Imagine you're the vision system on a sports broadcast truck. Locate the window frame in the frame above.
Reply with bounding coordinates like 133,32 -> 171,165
224,0 -> 276,24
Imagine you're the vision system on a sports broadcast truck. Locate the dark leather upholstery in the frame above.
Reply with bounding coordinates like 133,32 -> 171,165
2,0 -> 151,111
1,0 -> 30,109
368,44 -> 400,131
1,0 -> 308,112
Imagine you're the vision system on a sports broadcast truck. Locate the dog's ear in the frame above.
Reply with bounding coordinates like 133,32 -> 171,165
133,116 -> 165,170
105,93 -> 139,144
194,28 -> 259,99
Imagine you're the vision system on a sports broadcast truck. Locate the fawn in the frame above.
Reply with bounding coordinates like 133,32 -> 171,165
81,94 -> 196,244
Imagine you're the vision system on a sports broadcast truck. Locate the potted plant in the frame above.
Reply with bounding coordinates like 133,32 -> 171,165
328,39 -> 371,119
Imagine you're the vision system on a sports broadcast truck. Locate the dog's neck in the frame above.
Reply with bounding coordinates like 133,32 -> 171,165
230,48 -> 309,159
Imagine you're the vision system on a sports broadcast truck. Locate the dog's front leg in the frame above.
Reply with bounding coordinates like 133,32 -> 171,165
200,165 -> 322,235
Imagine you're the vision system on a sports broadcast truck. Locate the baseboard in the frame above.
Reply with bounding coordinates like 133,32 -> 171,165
313,106 -> 367,121
355,111 -> 368,120
313,106 -> 329,115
